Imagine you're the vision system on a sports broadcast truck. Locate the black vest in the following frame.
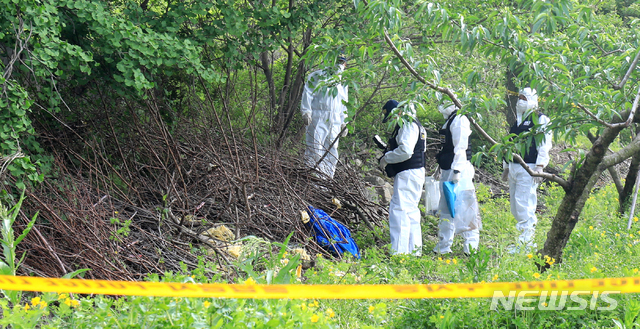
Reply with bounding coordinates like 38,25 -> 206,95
436,111 -> 472,170
385,118 -> 426,177
509,112 -> 544,164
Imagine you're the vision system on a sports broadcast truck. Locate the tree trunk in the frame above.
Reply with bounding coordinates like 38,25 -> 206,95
260,51 -> 277,121
587,131 -> 624,196
504,65 -> 522,127
620,152 -> 640,213
541,125 -> 625,267
275,27 -> 313,149
273,0 -> 296,132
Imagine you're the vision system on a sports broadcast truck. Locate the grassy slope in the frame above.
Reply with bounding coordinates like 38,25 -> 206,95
2,181 -> 640,328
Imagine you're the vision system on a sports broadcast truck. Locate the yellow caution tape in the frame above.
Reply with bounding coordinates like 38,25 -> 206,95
1,275 -> 640,299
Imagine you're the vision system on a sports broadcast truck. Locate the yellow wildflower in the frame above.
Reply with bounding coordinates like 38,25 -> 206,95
527,254 -> 533,259
438,257 -> 443,261
542,302 -> 548,307
616,233 -> 620,237
590,267 -> 597,273
204,301 -> 211,308
631,234 -> 635,238
301,303 -> 307,310
533,273 -> 541,279
633,268 -> 639,273
313,300 -> 319,307
57,294 -> 68,300
446,259 -> 451,265
368,305 -> 375,313
635,217 -> 639,222
296,265 -> 302,278
245,277 -> 256,285
440,315 -> 445,319
452,258 -> 458,264
24,303 -> 30,311
492,274 -> 499,281
327,308 -> 335,318
589,226 -> 594,230
30,297 -> 41,306
311,314 -> 319,323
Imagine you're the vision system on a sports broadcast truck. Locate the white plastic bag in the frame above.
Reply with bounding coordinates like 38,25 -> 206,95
424,176 -> 440,215
452,190 -> 482,234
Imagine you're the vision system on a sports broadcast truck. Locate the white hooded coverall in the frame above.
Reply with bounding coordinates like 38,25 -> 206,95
434,105 -> 481,254
382,115 -> 426,255
300,69 -> 348,179
505,88 -> 552,245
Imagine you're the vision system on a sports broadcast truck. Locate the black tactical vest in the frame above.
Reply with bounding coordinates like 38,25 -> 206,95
436,111 -> 472,170
509,112 -> 545,164
385,118 -> 427,177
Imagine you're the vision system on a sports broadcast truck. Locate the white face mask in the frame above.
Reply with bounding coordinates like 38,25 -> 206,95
516,99 -> 528,114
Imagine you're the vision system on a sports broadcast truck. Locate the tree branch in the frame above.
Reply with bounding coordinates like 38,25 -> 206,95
588,132 -> 624,194
614,48 -> 640,90
547,76 -> 640,130
601,134 -> 640,170
575,103 -> 616,128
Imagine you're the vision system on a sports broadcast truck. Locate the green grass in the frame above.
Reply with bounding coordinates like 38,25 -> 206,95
2,182 -> 640,328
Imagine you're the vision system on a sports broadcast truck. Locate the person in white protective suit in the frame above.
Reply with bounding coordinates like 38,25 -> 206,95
433,104 -> 481,255
378,100 -> 427,255
300,56 -> 349,179
501,87 -> 552,253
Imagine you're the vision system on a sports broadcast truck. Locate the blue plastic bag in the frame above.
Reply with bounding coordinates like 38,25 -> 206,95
442,181 -> 456,218
305,206 -> 361,259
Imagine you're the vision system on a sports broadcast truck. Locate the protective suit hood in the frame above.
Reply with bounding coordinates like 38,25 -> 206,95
438,104 -> 457,119
516,88 -> 538,115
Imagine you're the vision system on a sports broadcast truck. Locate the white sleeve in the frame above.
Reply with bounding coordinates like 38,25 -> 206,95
536,114 -> 552,167
339,84 -> 348,123
384,120 -> 419,164
300,71 -> 320,117
450,115 -> 471,171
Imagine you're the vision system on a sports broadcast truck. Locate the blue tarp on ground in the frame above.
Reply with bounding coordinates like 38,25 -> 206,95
306,205 -> 361,259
